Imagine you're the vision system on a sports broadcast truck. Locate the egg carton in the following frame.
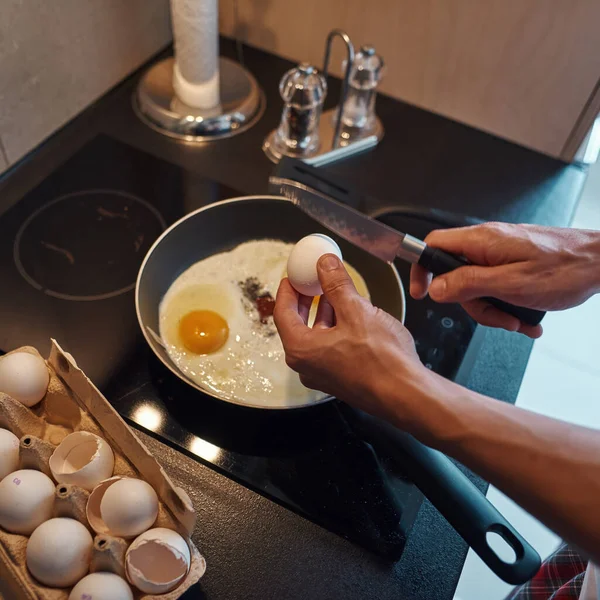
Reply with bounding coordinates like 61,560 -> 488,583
0,341 -> 206,599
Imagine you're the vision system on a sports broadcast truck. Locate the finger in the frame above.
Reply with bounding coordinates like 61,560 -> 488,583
518,323 -> 543,339
299,374 -> 323,391
298,294 -> 314,325
274,278 -> 309,346
314,295 -> 335,329
410,264 -> 433,299
461,300 -> 543,338
424,224 -> 500,265
461,299 -> 520,331
428,264 -> 516,304
316,254 -> 360,317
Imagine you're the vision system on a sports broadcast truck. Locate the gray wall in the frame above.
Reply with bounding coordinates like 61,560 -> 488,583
0,0 -> 172,172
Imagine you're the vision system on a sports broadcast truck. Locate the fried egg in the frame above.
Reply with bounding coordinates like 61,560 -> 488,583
159,239 -> 370,408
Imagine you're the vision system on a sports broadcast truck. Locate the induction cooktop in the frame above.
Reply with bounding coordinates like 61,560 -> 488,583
0,135 -> 477,559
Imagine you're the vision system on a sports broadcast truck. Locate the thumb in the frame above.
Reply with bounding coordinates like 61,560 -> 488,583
317,254 -> 359,311
429,265 -> 510,303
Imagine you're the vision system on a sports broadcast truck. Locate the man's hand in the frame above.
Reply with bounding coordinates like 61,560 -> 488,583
410,223 -> 600,338
274,254 -> 428,421
275,234 -> 600,566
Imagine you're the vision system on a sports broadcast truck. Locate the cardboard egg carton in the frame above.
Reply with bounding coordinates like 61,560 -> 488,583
0,341 -> 206,599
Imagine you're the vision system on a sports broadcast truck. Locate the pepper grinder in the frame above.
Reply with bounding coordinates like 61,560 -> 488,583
340,45 -> 385,134
263,64 -> 327,162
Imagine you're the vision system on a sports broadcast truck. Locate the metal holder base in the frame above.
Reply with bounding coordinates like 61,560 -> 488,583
262,107 -> 384,164
134,57 -> 265,142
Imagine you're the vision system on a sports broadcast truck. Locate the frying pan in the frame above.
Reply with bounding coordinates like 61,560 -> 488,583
135,195 -> 540,584
136,195 -> 405,409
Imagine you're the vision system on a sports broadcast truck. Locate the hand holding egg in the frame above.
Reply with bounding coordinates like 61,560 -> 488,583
286,234 -> 342,297
275,252 -> 416,415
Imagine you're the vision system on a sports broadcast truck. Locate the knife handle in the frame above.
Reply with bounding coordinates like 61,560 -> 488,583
418,246 -> 545,327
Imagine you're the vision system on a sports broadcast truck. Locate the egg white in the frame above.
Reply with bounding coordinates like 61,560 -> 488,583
159,240 -> 330,407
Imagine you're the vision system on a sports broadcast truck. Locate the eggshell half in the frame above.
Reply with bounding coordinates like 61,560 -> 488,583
0,352 -> 49,407
49,431 -> 114,491
0,428 -> 20,480
126,528 -> 191,594
69,572 -> 133,600
0,469 -> 56,534
86,476 -> 124,534
100,478 -> 159,538
26,518 -> 93,587
287,234 -> 342,297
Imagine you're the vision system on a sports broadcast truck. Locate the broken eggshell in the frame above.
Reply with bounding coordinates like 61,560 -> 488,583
49,431 -> 114,491
86,476 -> 123,534
126,527 -> 191,594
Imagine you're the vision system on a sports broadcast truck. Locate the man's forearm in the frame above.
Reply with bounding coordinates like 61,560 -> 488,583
387,369 -> 600,564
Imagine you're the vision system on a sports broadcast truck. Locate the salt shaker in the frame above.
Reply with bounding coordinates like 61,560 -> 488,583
340,45 -> 385,132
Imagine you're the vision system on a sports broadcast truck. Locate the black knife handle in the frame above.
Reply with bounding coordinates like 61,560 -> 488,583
418,246 -> 545,327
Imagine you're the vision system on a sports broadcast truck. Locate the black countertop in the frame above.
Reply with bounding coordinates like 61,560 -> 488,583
0,40 -> 588,600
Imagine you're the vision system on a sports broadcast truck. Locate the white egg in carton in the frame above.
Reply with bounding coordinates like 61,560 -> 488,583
0,341 -> 206,599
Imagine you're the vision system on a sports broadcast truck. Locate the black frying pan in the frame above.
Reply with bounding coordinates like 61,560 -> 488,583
136,195 -> 405,409
135,195 -> 540,584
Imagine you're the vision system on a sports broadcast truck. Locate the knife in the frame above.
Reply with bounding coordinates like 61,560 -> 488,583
270,176 -> 545,327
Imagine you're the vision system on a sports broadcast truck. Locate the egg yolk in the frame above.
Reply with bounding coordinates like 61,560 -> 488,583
179,310 -> 229,354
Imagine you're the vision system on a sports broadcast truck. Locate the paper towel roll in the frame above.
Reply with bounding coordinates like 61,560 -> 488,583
171,0 -> 220,109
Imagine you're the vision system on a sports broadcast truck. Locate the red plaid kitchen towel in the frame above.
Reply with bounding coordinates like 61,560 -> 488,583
507,544 -> 587,600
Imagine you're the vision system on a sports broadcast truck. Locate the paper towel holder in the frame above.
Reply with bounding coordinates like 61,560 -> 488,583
134,56 -> 265,142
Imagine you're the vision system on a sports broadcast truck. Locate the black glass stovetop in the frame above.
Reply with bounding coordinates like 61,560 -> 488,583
0,135 -> 477,559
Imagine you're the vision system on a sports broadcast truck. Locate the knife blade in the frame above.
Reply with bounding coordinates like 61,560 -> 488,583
270,176 -> 546,327
271,177 -> 427,265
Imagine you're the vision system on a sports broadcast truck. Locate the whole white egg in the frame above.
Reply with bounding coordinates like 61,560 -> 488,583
26,518 -> 93,587
0,469 -> 55,534
69,572 -> 133,600
286,234 -> 342,297
0,352 -> 49,407
126,527 -> 191,594
0,429 -> 20,480
100,478 -> 159,537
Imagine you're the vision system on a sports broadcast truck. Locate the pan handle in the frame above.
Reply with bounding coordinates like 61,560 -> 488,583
341,406 -> 541,584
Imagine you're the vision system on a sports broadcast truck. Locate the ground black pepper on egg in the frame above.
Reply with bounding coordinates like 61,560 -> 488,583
239,277 -> 276,326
